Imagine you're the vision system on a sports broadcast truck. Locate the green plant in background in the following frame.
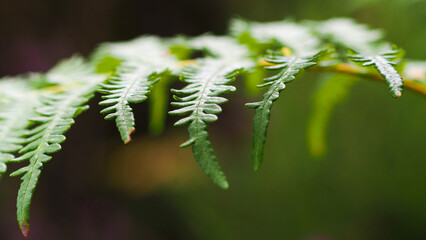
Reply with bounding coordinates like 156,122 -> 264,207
0,18 -> 425,237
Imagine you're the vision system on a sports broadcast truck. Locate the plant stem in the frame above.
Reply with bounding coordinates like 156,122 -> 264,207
310,63 -> 426,96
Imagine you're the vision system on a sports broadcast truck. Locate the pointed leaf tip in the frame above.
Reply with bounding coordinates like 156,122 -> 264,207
124,128 -> 135,144
21,222 -> 29,238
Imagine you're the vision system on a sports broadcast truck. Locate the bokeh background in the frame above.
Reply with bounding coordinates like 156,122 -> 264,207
0,0 -> 425,239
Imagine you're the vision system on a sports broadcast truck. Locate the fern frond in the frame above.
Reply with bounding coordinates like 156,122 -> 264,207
97,36 -> 179,143
168,36 -> 254,188
351,50 -> 403,97
99,65 -> 162,143
307,75 -> 358,157
246,52 -> 321,170
8,62 -> 103,237
0,79 -> 38,178
169,58 -> 251,189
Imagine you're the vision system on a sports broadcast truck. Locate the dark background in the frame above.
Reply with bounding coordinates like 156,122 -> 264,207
0,0 -> 425,239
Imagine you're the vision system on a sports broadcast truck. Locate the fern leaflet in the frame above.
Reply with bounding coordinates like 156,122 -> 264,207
97,36 -> 178,143
169,58 -> 249,189
9,68 -> 102,237
99,65 -> 162,143
246,52 -> 320,170
351,50 -> 403,97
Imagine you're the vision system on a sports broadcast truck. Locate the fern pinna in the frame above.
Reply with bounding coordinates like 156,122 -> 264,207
12,64 -> 102,237
169,36 -> 253,188
170,58 -> 247,189
0,18 -> 425,237
246,52 -> 321,170
97,37 -> 178,143
350,50 -> 403,97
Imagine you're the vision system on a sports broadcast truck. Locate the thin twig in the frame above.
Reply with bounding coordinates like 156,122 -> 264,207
310,63 -> 426,96
259,58 -> 426,97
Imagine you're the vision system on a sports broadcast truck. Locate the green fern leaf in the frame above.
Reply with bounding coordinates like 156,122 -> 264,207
0,79 -> 38,178
169,58 -> 250,189
307,75 -> 358,157
168,36 -> 253,188
8,61 -> 103,236
351,50 -> 403,97
99,65 -> 162,143
97,36 -> 178,143
246,52 -> 320,170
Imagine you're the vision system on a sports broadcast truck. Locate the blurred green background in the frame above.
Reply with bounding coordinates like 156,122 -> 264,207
0,0 -> 425,239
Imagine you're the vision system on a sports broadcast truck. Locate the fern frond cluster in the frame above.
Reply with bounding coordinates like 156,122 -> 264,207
0,18 -> 425,237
